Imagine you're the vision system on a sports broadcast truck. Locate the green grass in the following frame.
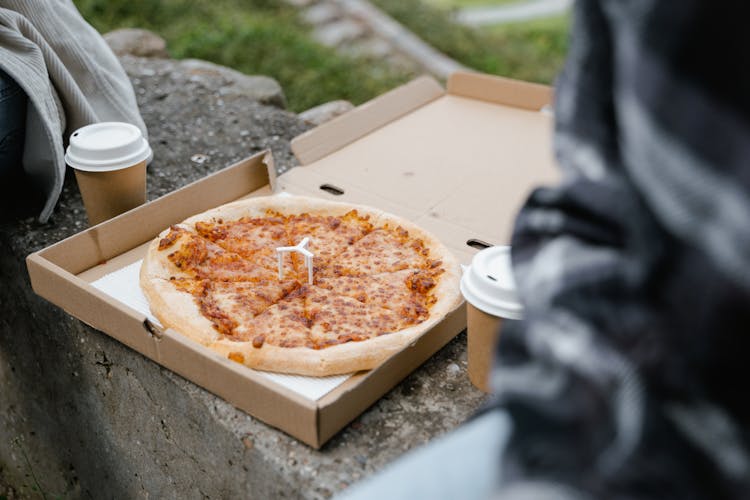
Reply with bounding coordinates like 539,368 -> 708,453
166,13 -> 413,112
372,0 -> 569,84
482,13 -> 570,35
478,14 -> 570,82
423,0 -> 521,9
74,0 -> 414,112
74,0 -> 569,111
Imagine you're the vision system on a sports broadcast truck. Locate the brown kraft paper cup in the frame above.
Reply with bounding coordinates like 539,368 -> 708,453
66,122 -> 152,226
74,160 -> 147,226
461,246 -> 523,393
467,302 -> 503,393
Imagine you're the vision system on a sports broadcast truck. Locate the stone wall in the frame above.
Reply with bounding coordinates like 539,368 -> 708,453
0,35 -> 485,499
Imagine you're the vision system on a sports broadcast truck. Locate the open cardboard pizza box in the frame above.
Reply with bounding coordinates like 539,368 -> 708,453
26,71 -> 558,448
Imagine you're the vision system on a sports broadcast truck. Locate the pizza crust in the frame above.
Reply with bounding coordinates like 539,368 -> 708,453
140,224 -> 194,281
140,194 -> 463,376
139,274 -> 222,345
209,313 -> 447,376
181,195 -> 388,228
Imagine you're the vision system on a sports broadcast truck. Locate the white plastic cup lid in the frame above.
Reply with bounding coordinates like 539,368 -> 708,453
65,122 -> 152,172
460,246 -> 523,320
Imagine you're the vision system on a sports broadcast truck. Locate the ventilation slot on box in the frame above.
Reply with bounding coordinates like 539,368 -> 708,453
466,239 -> 493,250
320,184 -> 344,196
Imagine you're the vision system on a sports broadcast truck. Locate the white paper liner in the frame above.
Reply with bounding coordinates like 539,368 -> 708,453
90,260 -> 352,401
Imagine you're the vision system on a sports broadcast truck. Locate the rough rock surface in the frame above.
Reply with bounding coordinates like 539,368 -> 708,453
298,99 -> 354,126
0,51 -> 487,499
125,56 -> 287,114
103,28 -> 170,58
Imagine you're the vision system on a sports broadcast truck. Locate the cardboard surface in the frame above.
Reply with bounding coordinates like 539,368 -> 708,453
287,71 -> 559,265
292,76 -> 444,165
27,72 -> 559,448
447,71 -> 551,110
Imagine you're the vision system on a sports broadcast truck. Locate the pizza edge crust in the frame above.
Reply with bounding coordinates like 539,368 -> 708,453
209,310 -> 450,377
140,243 -> 222,345
180,195 -> 388,228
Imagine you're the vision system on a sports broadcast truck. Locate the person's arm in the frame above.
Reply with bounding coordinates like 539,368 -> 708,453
493,1 -> 750,498
495,0 -> 662,489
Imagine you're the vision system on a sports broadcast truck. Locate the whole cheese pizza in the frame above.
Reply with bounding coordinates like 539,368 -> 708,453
140,195 -> 462,376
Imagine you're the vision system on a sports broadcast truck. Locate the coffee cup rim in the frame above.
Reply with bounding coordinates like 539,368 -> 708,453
65,122 -> 152,172
460,246 -> 524,319
460,276 -> 523,319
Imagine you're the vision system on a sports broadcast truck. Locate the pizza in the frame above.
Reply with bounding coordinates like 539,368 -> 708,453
139,195 -> 462,376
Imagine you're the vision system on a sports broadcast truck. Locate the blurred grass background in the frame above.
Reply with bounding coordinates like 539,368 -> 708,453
420,0 -> 523,9
74,0 -> 569,112
373,0 -> 568,84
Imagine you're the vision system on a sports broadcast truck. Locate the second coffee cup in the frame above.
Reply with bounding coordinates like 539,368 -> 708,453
65,122 -> 151,226
460,246 -> 523,393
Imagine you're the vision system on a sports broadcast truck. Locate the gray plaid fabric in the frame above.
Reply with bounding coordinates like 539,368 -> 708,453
491,1 -> 750,498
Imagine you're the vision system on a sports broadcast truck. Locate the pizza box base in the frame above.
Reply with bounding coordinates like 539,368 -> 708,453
26,71 -> 558,448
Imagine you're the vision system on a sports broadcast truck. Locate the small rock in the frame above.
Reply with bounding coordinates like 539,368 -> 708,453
242,436 -> 254,449
343,38 -> 393,59
303,3 -> 340,25
190,154 -> 209,165
298,100 -> 354,126
284,0 -> 315,6
314,19 -> 366,47
317,487 -> 333,499
446,362 -> 461,378
179,59 -> 286,108
104,29 -> 169,58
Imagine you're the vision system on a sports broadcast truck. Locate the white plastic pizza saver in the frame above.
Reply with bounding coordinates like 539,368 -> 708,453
276,237 -> 315,285
460,246 -> 523,320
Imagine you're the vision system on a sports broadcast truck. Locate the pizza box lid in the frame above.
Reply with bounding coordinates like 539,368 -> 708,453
281,71 -> 560,264
25,71 -> 559,449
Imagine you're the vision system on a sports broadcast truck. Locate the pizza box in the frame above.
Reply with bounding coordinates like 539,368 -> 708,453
26,71 -> 558,448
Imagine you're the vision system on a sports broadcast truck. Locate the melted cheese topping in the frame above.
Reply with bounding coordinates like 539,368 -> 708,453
157,211 -> 444,348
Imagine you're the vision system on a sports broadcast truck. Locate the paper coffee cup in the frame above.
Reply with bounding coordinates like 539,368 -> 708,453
65,122 -> 152,226
460,246 -> 523,393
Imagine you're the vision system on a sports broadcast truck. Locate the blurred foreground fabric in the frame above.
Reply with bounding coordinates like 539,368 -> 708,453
494,1 -> 750,498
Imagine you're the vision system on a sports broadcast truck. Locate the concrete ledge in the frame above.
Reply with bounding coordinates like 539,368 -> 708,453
0,54 -> 486,499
